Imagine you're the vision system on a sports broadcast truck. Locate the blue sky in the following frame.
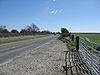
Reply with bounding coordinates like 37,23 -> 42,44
0,0 -> 100,32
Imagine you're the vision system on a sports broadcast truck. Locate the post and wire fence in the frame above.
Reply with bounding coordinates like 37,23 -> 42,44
79,37 -> 100,75
70,35 -> 100,75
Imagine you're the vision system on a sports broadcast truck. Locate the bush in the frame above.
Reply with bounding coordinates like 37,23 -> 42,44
1,29 -> 9,33
11,29 -> 19,33
61,28 -> 70,37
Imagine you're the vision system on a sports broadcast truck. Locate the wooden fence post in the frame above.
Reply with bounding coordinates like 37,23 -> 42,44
76,36 -> 79,51
99,58 -> 100,75
72,35 -> 74,41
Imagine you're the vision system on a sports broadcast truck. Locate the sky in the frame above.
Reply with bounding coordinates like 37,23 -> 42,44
0,0 -> 100,33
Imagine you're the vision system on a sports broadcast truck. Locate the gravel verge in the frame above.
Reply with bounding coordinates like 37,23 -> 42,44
0,38 -> 67,75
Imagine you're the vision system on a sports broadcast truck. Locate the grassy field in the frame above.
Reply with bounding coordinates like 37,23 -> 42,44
73,33 -> 100,44
0,35 -> 49,44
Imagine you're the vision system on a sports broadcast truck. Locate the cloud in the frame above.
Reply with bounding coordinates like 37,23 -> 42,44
50,9 -> 63,14
55,10 -> 58,14
51,11 -> 55,14
51,10 -> 58,14
52,0 -> 56,2
59,9 -> 63,13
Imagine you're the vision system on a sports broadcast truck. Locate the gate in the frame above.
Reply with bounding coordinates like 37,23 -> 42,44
79,37 -> 100,75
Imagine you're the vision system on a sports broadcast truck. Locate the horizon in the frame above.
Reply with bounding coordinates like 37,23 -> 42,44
0,0 -> 100,33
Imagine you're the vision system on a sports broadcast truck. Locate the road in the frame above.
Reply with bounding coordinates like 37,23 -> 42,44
0,35 -> 58,64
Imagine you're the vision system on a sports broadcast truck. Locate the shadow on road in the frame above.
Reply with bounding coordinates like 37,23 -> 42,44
63,51 -> 93,75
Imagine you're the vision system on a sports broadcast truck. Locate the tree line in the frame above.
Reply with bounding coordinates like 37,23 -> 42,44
0,24 -> 59,37
0,24 -> 56,34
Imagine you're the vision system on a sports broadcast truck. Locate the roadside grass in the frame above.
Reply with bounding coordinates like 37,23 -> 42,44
0,35 -> 49,44
58,35 -> 75,51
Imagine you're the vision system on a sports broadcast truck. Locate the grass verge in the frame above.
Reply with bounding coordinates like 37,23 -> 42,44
0,35 -> 49,44
58,35 -> 75,51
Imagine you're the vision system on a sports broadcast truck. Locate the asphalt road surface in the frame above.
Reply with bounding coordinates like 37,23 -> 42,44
0,35 -> 58,64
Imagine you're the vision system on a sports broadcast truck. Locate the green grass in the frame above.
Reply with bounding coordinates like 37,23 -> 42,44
73,33 -> 100,55
58,35 -> 75,51
0,35 -> 49,44
73,33 -> 100,44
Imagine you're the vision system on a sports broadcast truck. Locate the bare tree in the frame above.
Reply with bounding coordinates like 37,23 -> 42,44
26,24 -> 39,33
